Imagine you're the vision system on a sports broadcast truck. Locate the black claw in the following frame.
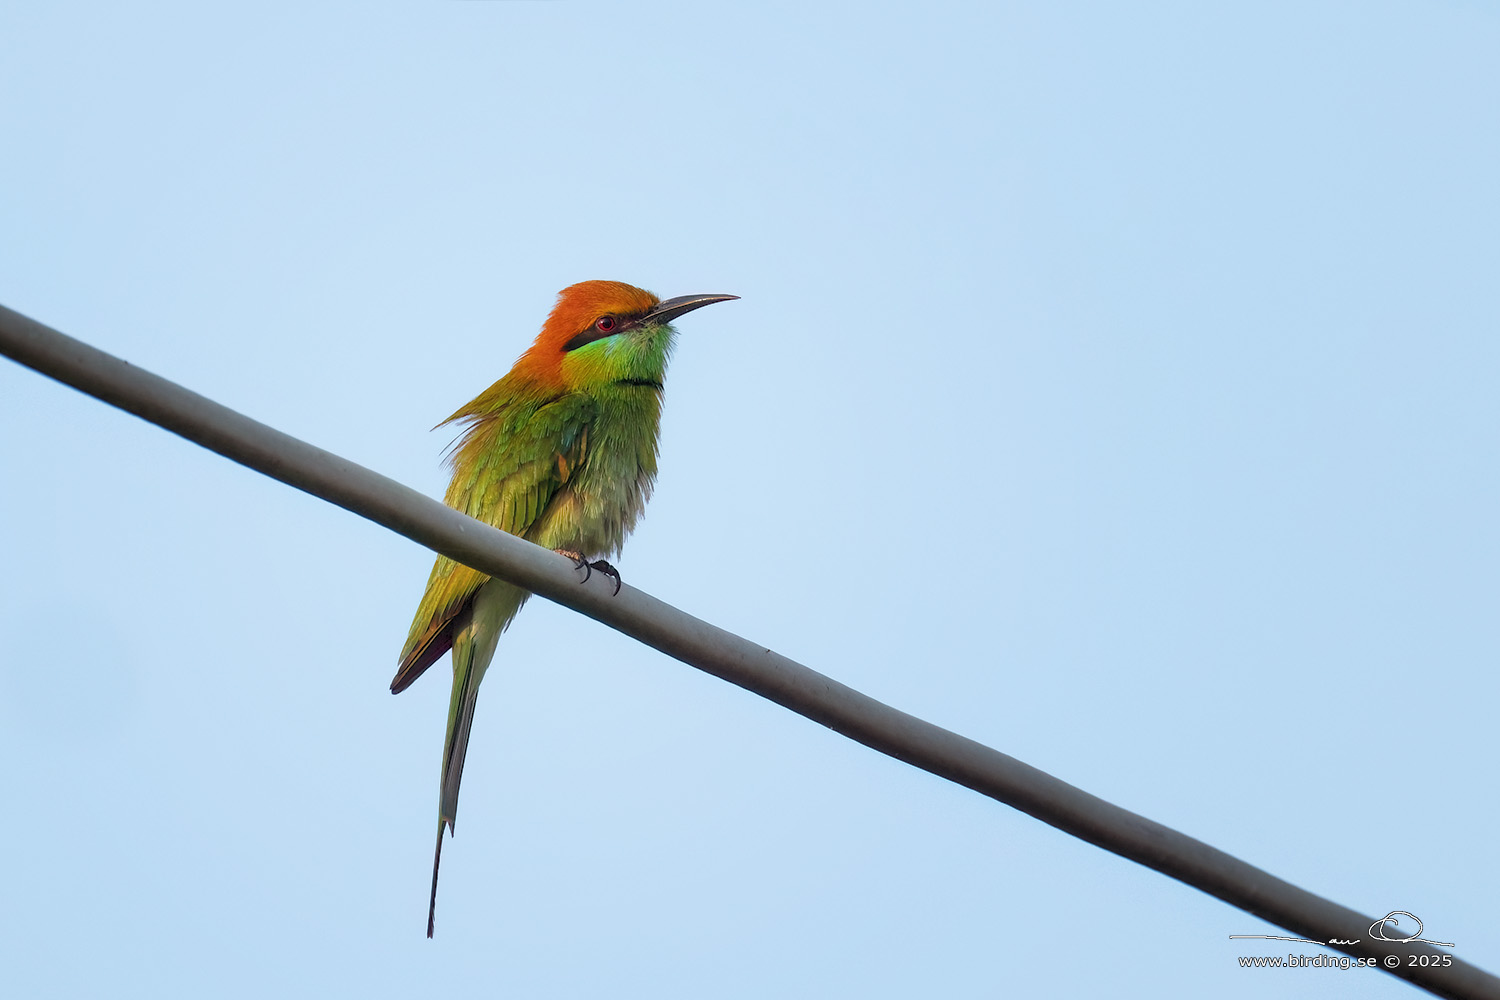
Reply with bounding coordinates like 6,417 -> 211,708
560,550 -> 591,582
562,552 -> 622,595
588,559 -> 622,596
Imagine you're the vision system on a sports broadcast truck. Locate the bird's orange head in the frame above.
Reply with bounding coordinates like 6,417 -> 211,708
511,280 -> 738,393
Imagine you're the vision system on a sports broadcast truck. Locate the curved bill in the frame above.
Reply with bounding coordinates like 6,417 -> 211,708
644,293 -> 740,326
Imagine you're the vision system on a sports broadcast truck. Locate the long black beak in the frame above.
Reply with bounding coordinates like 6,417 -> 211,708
644,293 -> 739,326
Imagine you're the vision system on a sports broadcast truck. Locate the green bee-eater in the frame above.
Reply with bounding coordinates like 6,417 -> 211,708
391,280 -> 737,936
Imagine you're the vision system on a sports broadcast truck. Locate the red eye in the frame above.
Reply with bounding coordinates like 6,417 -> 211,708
595,315 -> 617,333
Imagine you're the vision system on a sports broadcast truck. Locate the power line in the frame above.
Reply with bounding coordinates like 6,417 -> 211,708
1,301 -> 1492,1000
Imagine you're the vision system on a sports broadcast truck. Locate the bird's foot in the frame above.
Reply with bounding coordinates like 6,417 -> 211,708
557,550 -> 623,596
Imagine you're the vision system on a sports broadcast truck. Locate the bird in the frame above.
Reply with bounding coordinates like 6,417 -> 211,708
391,280 -> 737,937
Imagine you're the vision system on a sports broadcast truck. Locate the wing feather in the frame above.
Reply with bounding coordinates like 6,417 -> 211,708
390,391 -> 596,693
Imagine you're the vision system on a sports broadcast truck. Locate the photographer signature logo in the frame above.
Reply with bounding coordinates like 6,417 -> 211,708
1229,911 -> 1454,949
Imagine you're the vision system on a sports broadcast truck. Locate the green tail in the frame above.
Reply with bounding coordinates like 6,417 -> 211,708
426,580 -> 525,938
427,629 -> 481,937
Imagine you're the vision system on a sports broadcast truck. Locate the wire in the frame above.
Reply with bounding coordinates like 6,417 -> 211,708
1,301 -> 1493,1000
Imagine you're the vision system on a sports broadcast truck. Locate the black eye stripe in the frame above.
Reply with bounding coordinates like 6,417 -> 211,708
562,313 -> 640,352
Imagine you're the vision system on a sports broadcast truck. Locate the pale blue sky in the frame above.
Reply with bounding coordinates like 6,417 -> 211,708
2,3 -> 1496,997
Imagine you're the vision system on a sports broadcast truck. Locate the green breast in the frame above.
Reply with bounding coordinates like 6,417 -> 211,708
526,382 -> 664,559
